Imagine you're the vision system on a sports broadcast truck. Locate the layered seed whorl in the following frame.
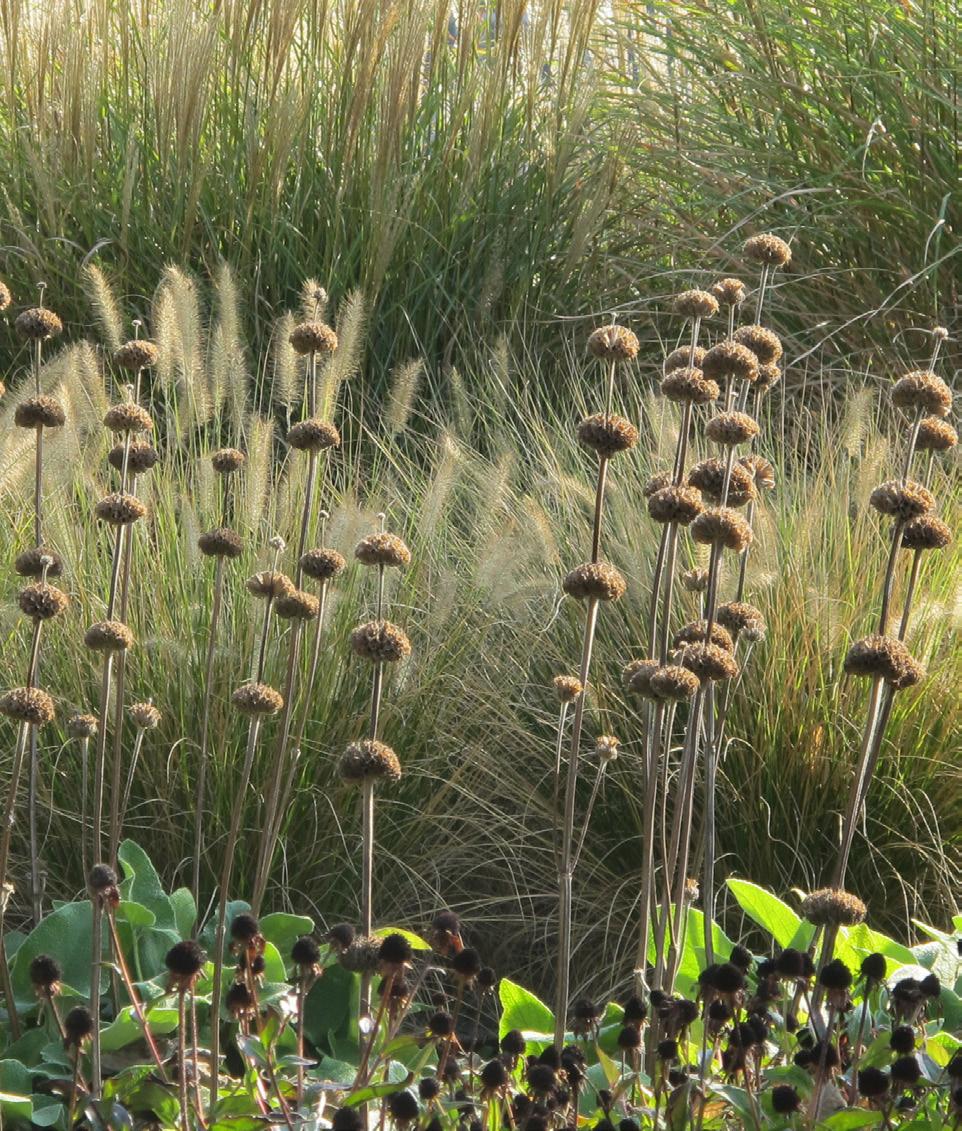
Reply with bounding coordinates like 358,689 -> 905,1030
355,532 -> 411,568
701,341 -> 759,385
676,642 -> 739,682
287,419 -> 341,452
15,307 -> 63,340
647,485 -> 703,525
915,416 -> 957,451
800,888 -> 867,928
674,620 -> 734,652
350,620 -> 412,663
674,290 -> 719,319
869,480 -> 934,521
246,571 -> 294,599
553,674 -> 584,704
743,233 -> 792,267
289,320 -> 338,355
0,687 -> 55,725
103,402 -> 153,433
622,659 -> 660,697
705,411 -> 760,446
649,664 -> 701,701
275,589 -> 321,620
586,324 -> 639,362
664,346 -> 706,373
661,367 -> 720,405
212,447 -> 246,474
562,562 -> 627,602
113,339 -> 159,372
300,547 -> 347,580
733,324 -> 783,365
15,396 -> 66,429
18,583 -> 68,620
339,739 -> 402,785
901,515 -> 952,551
710,278 -> 746,307
198,527 -> 244,558
688,459 -> 757,507
891,370 -> 952,417
108,442 -> 160,475
844,635 -> 924,689
94,493 -> 147,525
690,507 -> 753,552
14,547 -> 64,578
84,620 -> 134,653
576,413 -> 639,458
231,682 -> 284,715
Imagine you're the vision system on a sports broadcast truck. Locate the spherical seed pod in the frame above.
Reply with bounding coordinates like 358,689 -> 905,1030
113,339 -> 159,372
771,1085 -> 801,1115
226,980 -> 255,1016
84,620 -> 134,653
300,547 -> 347,581
198,527 -> 244,558
887,653 -> 925,691
664,346 -> 706,373
705,411 -> 760,446
594,735 -> 620,762
844,635 -> 924,689
801,888 -> 866,928
890,1026 -> 916,1054
643,471 -> 672,498
289,320 -> 338,355
674,290 -> 719,319
857,1067 -> 890,1099
275,589 -> 320,620
622,659 -> 659,697
674,620 -> 734,652
291,935 -> 321,969
711,278 -> 746,307
701,341 -> 759,385
647,485 -> 704,525
562,561 -> 627,602
739,453 -> 776,491
915,415 -> 958,451
676,642 -> 739,682
890,1056 -> 922,1087
14,396 -> 66,429
211,447 -> 246,474
94,492 -> 147,526
103,402 -> 153,433
350,620 -> 412,663
649,664 -> 700,701
231,682 -> 284,716
165,940 -> 206,990
108,441 -> 160,475
860,952 -> 887,983
63,1006 -> 95,1047
129,702 -> 161,729
743,233 -> 792,267
869,480 -> 934,521
0,281 -> 10,311
29,954 -> 62,994
891,370 -> 952,417
688,459 -> 757,508
18,582 -> 68,620
0,687 -> 55,726
690,507 -> 753,552
553,674 -> 584,703
88,863 -> 117,894
354,532 -> 411,568
337,935 -> 383,975
245,570 -> 294,599
716,601 -> 765,638
733,324 -> 783,365
15,306 -> 63,341
328,923 -> 356,951
755,363 -> 782,391
339,739 -> 402,785
14,547 -> 64,578
66,713 -> 98,739
901,515 -> 951,551
230,912 -> 261,946
576,413 -> 639,458
586,324 -> 639,362
681,568 -> 710,592
661,366 -> 720,405
287,418 -> 341,452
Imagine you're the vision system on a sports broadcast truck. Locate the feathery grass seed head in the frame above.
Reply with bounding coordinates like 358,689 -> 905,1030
350,620 -> 412,663
647,485 -> 703,525
103,402 -> 153,433
339,739 -> 402,785
289,320 -> 338,355
94,492 -> 146,525
15,396 -> 66,429
18,583 -> 68,620
691,507 -> 753,551
113,339 -> 159,371
869,480 -> 934,520
576,413 -> 639,458
674,290 -> 719,319
0,687 -> 55,725
231,682 -> 284,715
661,367 -> 719,405
84,620 -> 134,653
562,562 -> 627,601
199,527 -> 244,558
587,324 -> 639,362
744,234 -> 792,267
15,306 -> 62,340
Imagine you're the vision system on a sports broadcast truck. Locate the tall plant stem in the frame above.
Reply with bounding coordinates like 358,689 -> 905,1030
108,491 -> 139,864
701,686 -> 719,965
831,676 -> 885,888
177,990 -> 191,1131
0,722 -> 30,1040
104,906 -> 168,1076
633,699 -> 665,991
359,778 -> 375,1020
27,727 -> 42,924
89,896 -> 104,1098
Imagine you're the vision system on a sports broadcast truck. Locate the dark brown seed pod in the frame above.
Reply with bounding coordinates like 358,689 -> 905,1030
674,290 -> 719,319
245,570 -> 294,599
211,447 -> 246,474
674,620 -> 734,652
661,366 -> 720,405
705,411 -> 760,446
113,339 -> 159,372
198,527 -> 244,558
743,233 -> 792,267
129,702 -> 161,729
887,654 -> 925,691
733,324 -> 783,365
300,547 -> 346,580
355,532 -> 411,568
676,643 -> 739,682
576,413 -> 639,458
711,278 -> 746,307
0,281 -> 10,311
664,346 -> 706,373
553,675 -> 584,704
649,664 -> 700,701
18,583 -> 68,620
844,635 -> 924,689
755,363 -> 782,390
339,739 -> 402,785
701,341 -> 759,385
562,561 -> 627,602
594,735 -> 620,762
66,713 -> 98,739
586,324 -> 639,362
681,568 -> 710,592
15,547 -> 64,578
0,687 -> 55,726
647,485 -> 704,525
231,682 -> 284,716
15,306 -> 63,341
915,415 -> 957,451
108,442 -> 160,475
716,601 -> 766,638
690,507 -> 753,552
622,659 -> 660,698
338,935 -> 383,973
901,515 -> 952,551
891,370 -> 952,417
14,396 -> 66,429
688,459 -> 757,507
350,620 -> 412,663
869,480 -> 934,521
287,418 -> 341,452
800,889 -> 866,928
103,402 -> 153,433
94,492 -> 147,525
739,454 -> 776,491
275,589 -> 321,620
289,320 -> 338,355
643,471 -> 672,498
84,620 -> 134,653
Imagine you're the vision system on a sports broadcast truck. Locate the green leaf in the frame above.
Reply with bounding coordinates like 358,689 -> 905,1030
726,879 -> 801,948
819,1110 -> 883,1128
0,1060 -> 35,1124
260,912 -> 314,962
260,941 -> 287,984
99,1006 -> 180,1052
9,901 -> 105,1007
313,1056 -> 356,1085
498,977 -> 554,1039
843,924 -> 914,966
303,964 -> 358,1053
30,1097 -> 64,1127
373,926 -> 430,951
169,888 -> 197,939
116,900 -> 156,929
117,840 -> 175,931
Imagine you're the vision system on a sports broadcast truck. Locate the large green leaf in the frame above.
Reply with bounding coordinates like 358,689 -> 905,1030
303,964 -> 358,1053
118,840 -> 175,931
99,1006 -> 180,1052
9,901 -> 105,1008
498,977 -> 553,1039
258,912 -> 314,963
819,1111 -> 883,1128
0,1061 -> 34,1124
169,888 -> 197,939
726,879 -> 801,949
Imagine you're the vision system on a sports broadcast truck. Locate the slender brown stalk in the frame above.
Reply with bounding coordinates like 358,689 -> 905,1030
633,700 -> 665,991
177,989 -> 192,1131
104,906 -> 168,1077
89,895 -> 104,1098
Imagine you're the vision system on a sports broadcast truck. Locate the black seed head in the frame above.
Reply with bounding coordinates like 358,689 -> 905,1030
165,940 -> 206,978
452,947 -> 483,980
857,1066 -> 890,1098
501,1029 -> 526,1056
771,1085 -> 800,1114
29,954 -> 62,991
230,912 -> 260,943
331,1108 -> 364,1131
860,952 -> 887,982
63,1006 -> 95,1045
387,1090 -> 419,1123
378,932 -> 413,967
292,935 -> 321,967
889,1026 -> 916,1054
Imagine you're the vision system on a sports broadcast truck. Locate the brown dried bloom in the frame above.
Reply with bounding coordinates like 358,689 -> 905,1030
901,515 -> 952,551
275,589 -> 321,620
705,411 -> 760,446
739,454 -> 776,491
661,367 -> 720,405
300,547 -> 347,581
743,233 -> 792,267
649,665 -> 700,701
622,659 -> 659,698
355,532 -> 411,568
674,620 -> 734,652
94,492 -> 147,525
711,278 -> 746,307
681,568 -> 710,593
587,324 -> 639,362
246,571 -> 294,599
844,635 -> 924,689
231,682 -> 284,716
643,471 -> 672,498
915,416 -> 957,451
701,341 -> 759,385
553,675 -> 583,704
869,480 -> 934,521
66,713 -> 98,739
287,419 -> 341,453
18,583 -> 68,620
594,735 -> 620,762
339,739 -> 402,785
664,346 -> 707,374
15,396 -> 66,429
130,702 -> 161,729
690,507 -> 753,552
576,413 -> 639,458
562,561 -> 627,602
755,363 -> 782,391
289,320 -> 338,355
676,643 -> 739,682
688,459 -> 757,507
212,447 -> 246,474
103,403 -> 153,433
733,325 -> 783,365
716,602 -> 766,638
350,620 -> 412,663
891,370 -> 952,417
84,620 -> 134,653
648,485 -> 704,525
674,290 -> 719,319
198,527 -> 244,558
0,281 -> 10,311
800,889 -> 866,928
15,547 -> 63,578
0,687 -> 55,726
108,442 -> 160,475
15,307 -> 63,341
114,339 -> 159,372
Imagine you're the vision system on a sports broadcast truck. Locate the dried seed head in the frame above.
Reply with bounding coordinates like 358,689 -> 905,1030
705,411 -> 760,446
674,620 -> 734,652
350,620 -> 412,663
755,363 -> 782,390
643,471 -> 672,498
108,441 -> 160,475
576,413 -> 639,458
733,324 -> 783,365
289,320 -> 338,355
587,324 -> 639,362
230,912 -> 261,943
844,635 -> 924,689
63,1006 -> 95,1047
562,561 -> 627,602
354,531 -> 411,568
29,954 -> 62,993
15,547 -> 64,578
291,935 -> 321,969
0,687 -> 55,725
869,480 -> 934,521
15,306 -> 63,341
18,583 -> 68,620
716,602 -> 766,638
300,547 -> 347,581
664,346 -> 706,373
647,485 -> 704,525
0,281 -> 10,311
622,659 -> 659,697
275,589 -> 321,620
743,233 -> 792,267
676,642 -> 739,682
915,415 -> 957,451
129,702 -> 161,729
103,402 -> 153,433
88,863 -> 117,892
690,507 -> 753,552
231,682 -> 284,716
681,568 -> 710,592
674,290 -> 719,319
198,527 -> 244,558
245,570 -> 294,599
738,454 -> 776,491
66,713 -> 98,739
211,447 -> 246,474
901,515 -> 952,551
113,339 -> 159,371
165,939 -> 206,981
661,366 -> 720,405
891,370 -> 952,417
14,396 -> 66,429
594,735 -> 620,762
711,278 -> 746,307
337,935 -> 383,974
287,418 -> 341,452
226,981 -> 255,1015
800,888 -> 867,928
688,459 -> 757,508
84,620 -> 134,653
701,341 -> 759,385
553,675 -> 583,704
94,492 -> 147,525
650,664 -> 700,701
339,739 -> 402,785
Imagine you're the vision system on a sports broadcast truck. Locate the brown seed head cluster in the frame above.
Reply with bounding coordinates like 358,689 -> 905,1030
705,411 -> 760,446
0,687 -> 55,726
103,402 -> 154,434
287,419 -> 341,453
674,620 -> 734,652
130,702 -> 161,729
94,492 -> 147,526
84,620 -> 134,653
643,471 -> 672,498
869,480 -> 934,521
915,416 -> 957,451
586,324 -> 639,362
711,278 -> 746,307
755,363 -> 782,391
212,447 -> 246,474
355,532 -> 411,569
15,306 -> 63,341
648,485 -> 704,525
246,570 -> 294,599
681,568 -> 710,592
891,370 -> 952,417
691,507 -> 753,552
800,888 -> 867,928
198,527 -> 244,558
676,642 -> 739,682
844,635 -> 924,690
108,442 -> 160,475
733,324 -> 783,365
275,589 -> 321,620
66,713 -> 98,739
231,682 -> 284,716
339,739 -> 402,785
350,620 -> 412,663
113,339 -> 159,372
701,341 -> 759,385
576,413 -> 639,458
739,454 -> 776,491
901,515 -> 952,551
15,547 -> 63,578
661,367 -> 720,405
338,936 -> 383,974
688,459 -> 757,507
650,664 -> 701,701
300,547 -> 347,581
716,602 -> 766,638
562,561 -> 627,602
18,583 -> 68,621
743,233 -> 792,267
664,346 -> 706,373
289,320 -> 338,355
15,396 -> 66,429
553,674 -> 584,704
594,735 -> 620,762
622,659 -> 659,697
674,290 -> 719,319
